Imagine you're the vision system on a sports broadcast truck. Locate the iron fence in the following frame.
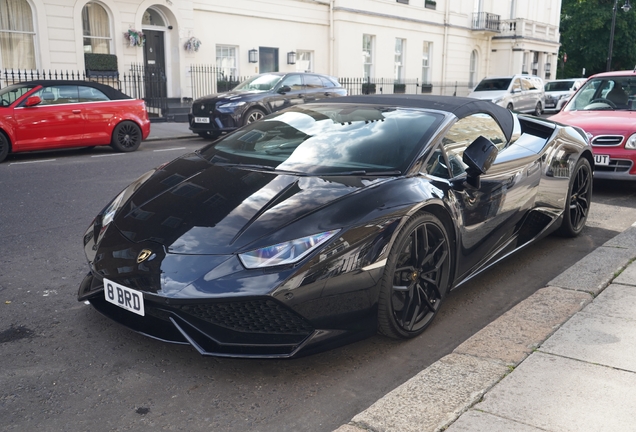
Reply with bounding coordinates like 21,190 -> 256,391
189,65 -> 247,100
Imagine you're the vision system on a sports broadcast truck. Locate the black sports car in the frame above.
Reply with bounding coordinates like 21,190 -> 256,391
188,72 -> 347,139
79,95 -> 593,358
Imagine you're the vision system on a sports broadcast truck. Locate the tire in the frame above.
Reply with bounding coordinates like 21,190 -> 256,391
242,108 -> 265,126
111,121 -> 142,152
555,158 -> 592,237
533,102 -> 542,116
506,103 -> 514,111
377,212 -> 452,339
0,131 -> 10,163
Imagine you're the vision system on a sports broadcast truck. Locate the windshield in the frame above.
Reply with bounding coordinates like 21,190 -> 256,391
473,78 -> 512,92
545,81 -> 575,92
233,74 -> 283,92
0,83 -> 37,107
199,104 -> 443,175
565,76 -> 636,111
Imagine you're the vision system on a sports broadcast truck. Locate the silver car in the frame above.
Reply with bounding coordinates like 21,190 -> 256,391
543,78 -> 587,113
468,74 -> 545,116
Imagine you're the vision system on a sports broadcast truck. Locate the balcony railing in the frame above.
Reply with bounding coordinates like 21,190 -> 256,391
499,18 -> 559,42
472,12 -> 500,32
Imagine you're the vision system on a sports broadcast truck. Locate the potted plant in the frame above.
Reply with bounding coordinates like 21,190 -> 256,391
85,53 -> 119,78
184,37 -> 202,53
124,29 -> 144,47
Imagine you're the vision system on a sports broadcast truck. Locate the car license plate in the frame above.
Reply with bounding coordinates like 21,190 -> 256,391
194,117 -> 210,123
594,154 -> 610,166
104,278 -> 145,316
545,104 -> 555,108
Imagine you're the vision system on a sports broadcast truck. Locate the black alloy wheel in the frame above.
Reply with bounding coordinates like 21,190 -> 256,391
111,121 -> 142,152
0,132 -> 9,163
242,108 -> 265,126
378,212 -> 452,339
556,157 -> 592,237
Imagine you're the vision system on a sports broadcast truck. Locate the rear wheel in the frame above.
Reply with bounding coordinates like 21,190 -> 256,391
377,212 -> 452,339
242,108 -> 265,126
0,132 -> 10,163
111,121 -> 142,152
556,158 -> 592,237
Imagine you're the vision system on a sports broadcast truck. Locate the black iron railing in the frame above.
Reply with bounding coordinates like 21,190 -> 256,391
472,12 -> 501,32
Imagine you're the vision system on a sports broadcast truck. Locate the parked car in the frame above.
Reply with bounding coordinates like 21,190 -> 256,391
0,80 -> 150,163
543,78 -> 587,113
550,70 -> 636,180
79,94 -> 592,358
468,74 -> 545,116
188,72 -> 347,139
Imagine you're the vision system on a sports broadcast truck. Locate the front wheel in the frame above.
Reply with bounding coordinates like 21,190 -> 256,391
533,102 -> 543,116
377,212 -> 452,339
555,158 -> 592,237
0,132 -> 10,163
111,121 -> 142,152
242,108 -> 265,126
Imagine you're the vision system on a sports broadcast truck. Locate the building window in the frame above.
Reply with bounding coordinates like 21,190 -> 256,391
82,2 -> 112,54
395,38 -> 405,82
216,45 -> 237,79
142,8 -> 165,27
469,50 -> 478,87
422,42 -> 432,84
0,0 -> 36,69
532,51 -> 539,75
362,34 -> 374,78
296,50 -> 313,72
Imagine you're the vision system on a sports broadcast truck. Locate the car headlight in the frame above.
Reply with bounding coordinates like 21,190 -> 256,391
239,229 -> 340,269
218,101 -> 246,109
99,170 -> 155,228
625,133 -> 636,149
559,94 -> 571,100
492,97 -> 503,104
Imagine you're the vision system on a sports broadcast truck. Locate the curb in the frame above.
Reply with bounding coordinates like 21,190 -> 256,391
145,134 -> 195,142
335,223 -> 636,432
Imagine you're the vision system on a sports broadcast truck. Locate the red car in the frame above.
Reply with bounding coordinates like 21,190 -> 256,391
0,80 -> 150,163
550,70 -> 636,180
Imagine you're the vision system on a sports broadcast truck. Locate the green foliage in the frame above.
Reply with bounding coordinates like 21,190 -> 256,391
84,53 -> 118,72
560,0 -> 636,78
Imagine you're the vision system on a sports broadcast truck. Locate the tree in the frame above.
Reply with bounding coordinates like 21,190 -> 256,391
559,0 -> 636,78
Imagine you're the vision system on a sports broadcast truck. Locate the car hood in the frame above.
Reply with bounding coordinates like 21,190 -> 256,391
112,153 -> 392,255
550,110 -> 636,134
467,90 -> 506,100
194,90 -> 267,104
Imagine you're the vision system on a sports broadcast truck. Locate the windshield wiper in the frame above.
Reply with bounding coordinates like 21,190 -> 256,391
319,170 -> 402,176
213,162 -> 308,176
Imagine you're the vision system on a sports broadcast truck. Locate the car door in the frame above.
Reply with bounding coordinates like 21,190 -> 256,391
427,113 -> 535,280
12,85 -> 84,150
78,85 -> 115,145
265,74 -> 306,113
510,78 -> 525,111
302,74 -> 331,103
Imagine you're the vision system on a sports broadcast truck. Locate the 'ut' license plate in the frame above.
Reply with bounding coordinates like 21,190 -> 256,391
594,154 -> 610,166
104,278 -> 145,316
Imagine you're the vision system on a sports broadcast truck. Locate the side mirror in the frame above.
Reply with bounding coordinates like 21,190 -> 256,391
462,136 -> 498,188
278,85 -> 291,94
25,95 -> 42,107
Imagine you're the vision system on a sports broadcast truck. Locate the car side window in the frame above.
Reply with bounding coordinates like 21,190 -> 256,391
79,86 -> 110,102
512,79 -> 522,92
521,78 -> 532,91
432,114 -> 507,179
319,76 -> 336,88
31,85 -> 80,105
304,75 -> 324,89
280,75 -> 303,91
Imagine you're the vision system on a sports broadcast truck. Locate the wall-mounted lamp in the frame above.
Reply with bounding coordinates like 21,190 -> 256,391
287,51 -> 297,65
248,49 -> 258,63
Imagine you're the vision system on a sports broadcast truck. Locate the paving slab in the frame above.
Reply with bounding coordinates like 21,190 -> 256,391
613,261 -> 636,286
348,353 -> 508,432
454,286 -> 591,366
581,283 -> 636,320
602,224 -> 636,249
473,352 -> 636,432
445,410 -> 544,432
547,245 -> 635,295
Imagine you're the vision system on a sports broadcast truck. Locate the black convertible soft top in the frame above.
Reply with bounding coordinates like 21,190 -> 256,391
13,80 -> 131,101
321,94 -> 515,142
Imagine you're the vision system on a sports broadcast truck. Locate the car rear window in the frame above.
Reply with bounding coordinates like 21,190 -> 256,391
474,78 -> 512,91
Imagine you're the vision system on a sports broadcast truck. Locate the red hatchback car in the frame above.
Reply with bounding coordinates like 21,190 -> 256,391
550,70 -> 636,180
0,80 -> 150,163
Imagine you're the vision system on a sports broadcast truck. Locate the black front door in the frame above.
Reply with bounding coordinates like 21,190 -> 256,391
143,30 -> 167,102
259,47 -> 279,73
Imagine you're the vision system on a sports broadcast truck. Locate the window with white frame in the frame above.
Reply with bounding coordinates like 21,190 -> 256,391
422,42 -> 432,84
82,2 -> 112,54
0,0 -> 36,69
296,50 -> 313,72
216,45 -> 238,79
362,34 -> 374,78
469,50 -> 478,87
395,38 -> 405,82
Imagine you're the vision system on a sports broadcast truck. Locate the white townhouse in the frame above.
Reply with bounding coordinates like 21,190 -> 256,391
0,0 -> 562,99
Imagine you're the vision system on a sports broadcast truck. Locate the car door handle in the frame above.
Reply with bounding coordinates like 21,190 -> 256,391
324,92 -> 332,97
72,110 -> 81,114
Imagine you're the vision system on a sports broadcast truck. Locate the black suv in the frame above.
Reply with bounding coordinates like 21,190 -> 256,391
189,72 -> 347,139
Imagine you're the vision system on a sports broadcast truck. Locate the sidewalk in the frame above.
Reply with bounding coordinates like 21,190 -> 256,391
336,222 -> 636,432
